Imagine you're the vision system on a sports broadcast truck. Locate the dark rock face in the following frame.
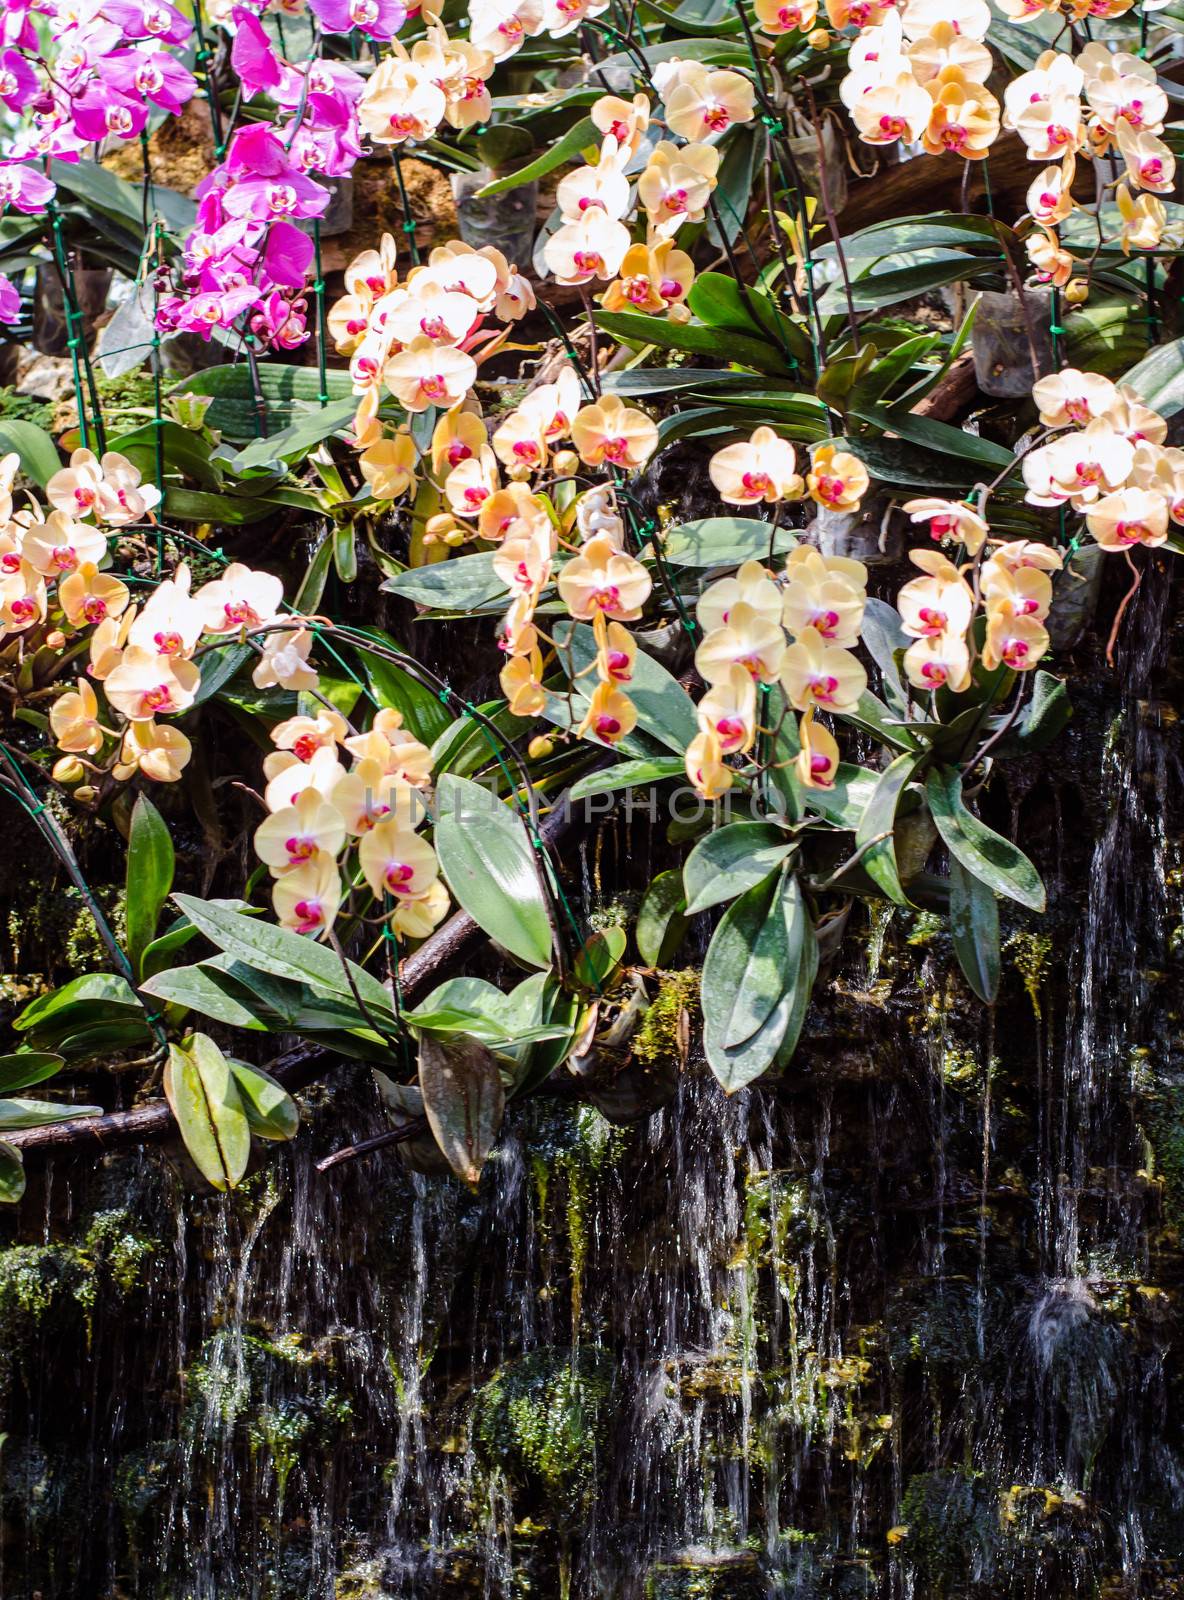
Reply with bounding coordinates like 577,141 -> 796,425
2,570 -> 1184,1600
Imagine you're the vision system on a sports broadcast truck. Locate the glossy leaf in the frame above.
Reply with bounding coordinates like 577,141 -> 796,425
856,751 -> 926,906
573,926 -> 627,991
171,895 -> 396,1019
227,1060 -> 300,1141
949,858 -> 1000,1004
683,821 -> 794,915
0,420 -> 60,487
139,962 -> 273,1030
926,768 -> 1045,912
382,552 -> 506,611
163,1033 -> 251,1192
0,1142 -> 25,1204
636,870 -> 690,967
418,1031 -> 505,1186
475,116 -> 597,195
0,1097 -> 103,1129
661,517 -> 797,568
702,867 -> 807,1092
567,759 -> 685,801
593,309 -> 794,376
0,1053 -> 64,1094
126,795 -> 175,981
433,775 -> 553,968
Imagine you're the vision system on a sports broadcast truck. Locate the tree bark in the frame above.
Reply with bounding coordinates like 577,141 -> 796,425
8,791 -> 584,1160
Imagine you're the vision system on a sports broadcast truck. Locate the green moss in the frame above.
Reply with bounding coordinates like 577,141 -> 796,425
472,1347 -> 613,1522
899,1468 -> 1001,1594
905,911 -> 944,949
0,387 -> 54,429
1005,932 -> 1053,1018
250,1402 -> 313,1500
633,969 -> 698,1068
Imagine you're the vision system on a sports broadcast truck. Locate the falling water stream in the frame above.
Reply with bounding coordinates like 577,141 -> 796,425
3,572 -> 1184,1599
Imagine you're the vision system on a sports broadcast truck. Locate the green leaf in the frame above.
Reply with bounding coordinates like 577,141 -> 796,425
949,858 -> 1000,1004
0,1053 -> 64,1094
162,488 -> 286,525
925,767 -> 1045,912
687,270 -> 809,363
846,256 -> 996,309
1122,335 -> 1184,418
593,310 -> 794,376
418,1031 -> 505,1186
126,795 -> 175,981
226,397 -> 357,474
851,403 -> 1015,469
139,898 -> 261,981
801,762 -> 878,829
227,1060 -> 300,1141
139,962 -> 272,1030
0,420 -> 60,487
683,821 -> 794,914
856,751 -> 926,906
474,116 -> 597,195
349,630 -> 454,744
14,973 -> 143,1038
573,926 -> 627,991
382,552 -> 507,611
992,671 -> 1072,758
839,691 -> 921,753
636,870 -> 689,967
110,421 -> 222,490
702,867 -> 803,1091
0,1097 -> 103,1130
859,597 -> 910,713
171,364 -> 356,443
567,759 -> 685,801
433,775 -> 553,969
660,516 -> 797,568
171,895 -> 396,1020
163,1033 -> 251,1192
0,1142 -> 25,1205
53,158 -> 195,235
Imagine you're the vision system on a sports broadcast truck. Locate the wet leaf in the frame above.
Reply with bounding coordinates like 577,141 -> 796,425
636,870 -> 689,967
418,1032 -> 505,1187
857,750 -> 927,906
0,1096 -> 102,1129
126,795 -> 175,981
573,926 -> 627,991
926,767 -> 1045,912
0,1141 -> 25,1204
433,775 -> 553,969
0,1053 -> 64,1094
163,1033 -> 251,1192
683,821 -> 794,915
227,1060 -> 300,1142
949,858 -> 1000,1004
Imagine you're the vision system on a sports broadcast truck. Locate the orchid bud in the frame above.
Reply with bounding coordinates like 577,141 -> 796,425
552,449 -> 579,477
528,736 -> 554,760
444,530 -> 467,548
1064,280 -> 1089,305
74,784 -> 99,803
45,630 -> 66,650
808,27 -> 831,47
52,756 -> 84,785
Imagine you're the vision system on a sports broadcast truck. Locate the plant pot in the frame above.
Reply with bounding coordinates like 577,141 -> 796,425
316,174 -> 354,238
32,262 -> 112,357
971,286 -> 1054,398
786,117 -> 848,213
810,496 -> 902,566
451,166 -> 538,269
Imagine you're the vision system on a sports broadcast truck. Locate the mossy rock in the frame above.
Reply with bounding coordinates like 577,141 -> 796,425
643,1548 -> 766,1600
471,1346 -> 614,1523
899,1469 -> 1001,1594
